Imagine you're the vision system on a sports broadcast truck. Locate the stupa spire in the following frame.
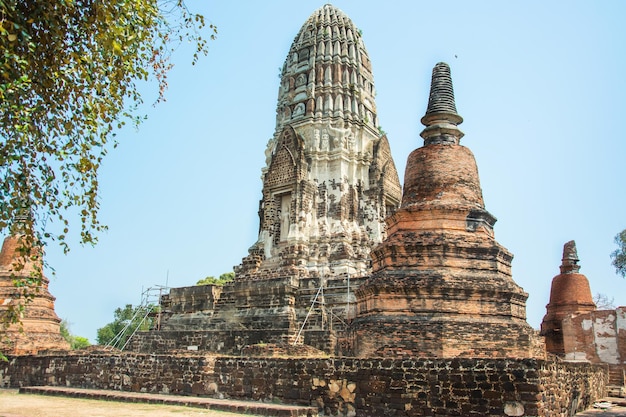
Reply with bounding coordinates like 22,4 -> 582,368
401,62 -> 486,212
420,62 -> 464,145
560,240 -> 581,274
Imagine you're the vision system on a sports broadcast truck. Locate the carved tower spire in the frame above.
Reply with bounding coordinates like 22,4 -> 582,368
198,5 -> 402,348
239,4 -> 401,279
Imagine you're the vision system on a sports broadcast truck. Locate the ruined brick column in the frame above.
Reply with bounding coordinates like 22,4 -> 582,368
0,232 -> 69,355
351,62 -> 544,358
541,240 -> 596,356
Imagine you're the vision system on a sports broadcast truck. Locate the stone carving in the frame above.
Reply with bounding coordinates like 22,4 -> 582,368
312,129 -> 320,150
293,103 -> 305,117
264,136 -> 276,167
295,73 -> 307,87
320,129 -> 330,150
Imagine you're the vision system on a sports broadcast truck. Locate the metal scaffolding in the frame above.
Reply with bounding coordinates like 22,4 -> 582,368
105,285 -> 169,351
293,278 -> 354,345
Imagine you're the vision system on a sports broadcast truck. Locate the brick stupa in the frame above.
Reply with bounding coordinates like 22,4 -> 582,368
0,231 -> 69,355
540,240 -> 596,355
351,63 -> 544,358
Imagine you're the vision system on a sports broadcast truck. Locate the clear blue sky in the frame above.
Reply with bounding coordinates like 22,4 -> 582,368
36,1 -> 626,342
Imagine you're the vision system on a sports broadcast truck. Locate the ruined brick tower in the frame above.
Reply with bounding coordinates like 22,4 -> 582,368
0,231 -> 69,354
541,240 -> 596,355
541,242 -> 625,387
350,63 -> 544,358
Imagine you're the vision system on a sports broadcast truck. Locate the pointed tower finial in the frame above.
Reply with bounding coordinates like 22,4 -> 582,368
420,62 -> 464,145
560,240 -> 581,274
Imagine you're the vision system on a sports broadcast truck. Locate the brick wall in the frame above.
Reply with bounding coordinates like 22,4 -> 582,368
0,353 -> 606,416
539,360 -> 608,416
127,330 -> 294,354
561,307 -> 626,385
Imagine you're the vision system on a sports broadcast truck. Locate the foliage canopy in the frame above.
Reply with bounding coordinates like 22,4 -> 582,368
611,229 -> 626,278
96,304 -> 154,347
1,0 -> 214,249
196,272 -> 235,286
60,319 -> 90,350
0,0 -> 214,325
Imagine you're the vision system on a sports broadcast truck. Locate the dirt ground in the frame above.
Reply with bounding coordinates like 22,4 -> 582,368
575,399 -> 626,417
0,389 -> 251,417
2,388 -> 625,417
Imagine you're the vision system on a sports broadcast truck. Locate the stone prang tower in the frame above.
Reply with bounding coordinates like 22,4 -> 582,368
145,5 -> 401,352
351,63 -> 544,358
226,3 -> 401,347
238,4 -> 401,280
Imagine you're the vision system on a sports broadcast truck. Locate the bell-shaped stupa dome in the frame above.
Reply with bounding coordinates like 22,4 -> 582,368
401,63 -> 487,214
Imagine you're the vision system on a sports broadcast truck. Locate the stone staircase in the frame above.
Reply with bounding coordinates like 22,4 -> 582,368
607,365 -> 626,398
609,365 -> 625,387
19,386 -> 318,417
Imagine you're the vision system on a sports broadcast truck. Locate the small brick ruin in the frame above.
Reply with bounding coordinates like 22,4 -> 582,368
1,4 -> 623,417
0,232 -> 69,355
542,241 -> 626,388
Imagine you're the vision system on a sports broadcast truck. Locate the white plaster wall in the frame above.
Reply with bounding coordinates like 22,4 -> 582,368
592,313 -> 620,365
617,307 -> 626,332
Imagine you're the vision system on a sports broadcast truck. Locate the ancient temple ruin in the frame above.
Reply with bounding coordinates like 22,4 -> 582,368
129,5 -> 603,365
1,5 -> 622,416
139,59 -> 545,360
121,32 -> 622,408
